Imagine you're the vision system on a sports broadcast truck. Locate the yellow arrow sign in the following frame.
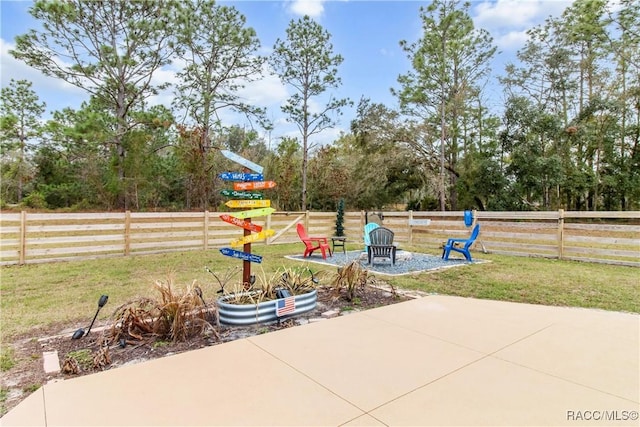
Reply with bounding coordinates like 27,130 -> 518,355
225,199 -> 271,209
232,208 -> 276,219
230,229 -> 275,247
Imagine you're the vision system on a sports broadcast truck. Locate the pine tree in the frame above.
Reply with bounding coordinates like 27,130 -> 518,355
335,198 -> 345,237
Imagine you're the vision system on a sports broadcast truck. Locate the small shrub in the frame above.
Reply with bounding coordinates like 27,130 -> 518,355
21,192 -> 47,209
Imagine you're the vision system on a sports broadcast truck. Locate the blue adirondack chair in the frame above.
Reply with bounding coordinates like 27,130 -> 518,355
442,223 -> 480,262
363,223 -> 380,252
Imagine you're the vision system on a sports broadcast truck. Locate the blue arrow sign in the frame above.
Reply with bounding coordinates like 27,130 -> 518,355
219,247 -> 263,264
220,150 -> 264,174
219,172 -> 264,182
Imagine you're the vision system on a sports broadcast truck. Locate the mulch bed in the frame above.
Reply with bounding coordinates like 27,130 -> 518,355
1,283 -> 412,417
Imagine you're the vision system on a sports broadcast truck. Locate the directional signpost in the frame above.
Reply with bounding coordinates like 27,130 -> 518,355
218,149 -> 275,287
220,150 -> 264,174
220,190 -> 263,200
234,181 -> 276,191
219,248 -> 263,264
219,172 -> 264,182
232,207 -> 275,219
219,214 -> 263,232
225,199 -> 270,209
230,229 -> 275,247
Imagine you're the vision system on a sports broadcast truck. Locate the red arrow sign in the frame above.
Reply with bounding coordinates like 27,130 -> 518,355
219,214 -> 263,232
234,181 -> 276,191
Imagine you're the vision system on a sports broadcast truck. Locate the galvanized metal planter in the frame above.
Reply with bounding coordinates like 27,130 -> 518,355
217,289 -> 317,326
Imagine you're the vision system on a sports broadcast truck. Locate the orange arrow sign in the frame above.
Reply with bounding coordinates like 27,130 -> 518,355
219,214 -> 263,232
234,181 -> 276,191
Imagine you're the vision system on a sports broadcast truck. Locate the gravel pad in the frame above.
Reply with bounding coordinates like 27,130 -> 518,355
285,250 -> 472,276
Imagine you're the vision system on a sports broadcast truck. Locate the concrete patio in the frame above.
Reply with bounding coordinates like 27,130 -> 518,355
2,295 -> 638,426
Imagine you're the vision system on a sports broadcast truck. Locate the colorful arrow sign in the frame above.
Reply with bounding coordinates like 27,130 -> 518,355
219,214 -> 263,232
220,189 -> 263,200
219,247 -> 263,264
234,181 -> 276,191
232,208 -> 276,219
219,172 -> 264,182
220,150 -> 264,174
230,229 -> 275,247
225,199 -> 270,209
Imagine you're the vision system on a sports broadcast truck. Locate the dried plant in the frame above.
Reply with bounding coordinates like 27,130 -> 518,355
108,276 -> 217,344
330,261 -> 371,302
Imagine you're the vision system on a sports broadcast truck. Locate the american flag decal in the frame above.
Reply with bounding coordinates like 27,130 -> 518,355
276,296 -> 296,317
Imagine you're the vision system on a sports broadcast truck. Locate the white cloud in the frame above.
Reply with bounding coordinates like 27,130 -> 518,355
472,0 -> 577,52
0,38 -> 88,116
288,0 -> 325,18
238,67 -> 289,107
493,30 -> 530,50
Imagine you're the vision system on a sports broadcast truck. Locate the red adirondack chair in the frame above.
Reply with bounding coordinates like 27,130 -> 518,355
296,223 -> 332,259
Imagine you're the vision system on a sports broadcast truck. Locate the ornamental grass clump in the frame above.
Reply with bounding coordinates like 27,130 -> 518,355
221,266 -> 321,305
330,260 -> 396,302
108,276 -> 216,344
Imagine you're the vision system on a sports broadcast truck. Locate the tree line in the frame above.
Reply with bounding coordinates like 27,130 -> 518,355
1,0 -> 638,213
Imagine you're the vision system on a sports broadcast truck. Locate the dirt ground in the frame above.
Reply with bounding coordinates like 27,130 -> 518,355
1,283 -> 414,417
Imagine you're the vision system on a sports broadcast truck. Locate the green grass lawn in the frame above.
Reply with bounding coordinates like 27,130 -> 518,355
1,243 -> 638,340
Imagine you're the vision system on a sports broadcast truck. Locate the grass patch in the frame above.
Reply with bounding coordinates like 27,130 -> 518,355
0,347 -> 16,372
1,243 -> 638,341
1,386 -> 8,416
392,249 -> 640,313
64,349 -> 94,371
22,384 -> 40,394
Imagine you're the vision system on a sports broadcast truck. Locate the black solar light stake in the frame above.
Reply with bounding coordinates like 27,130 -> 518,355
72,295 -> 108,339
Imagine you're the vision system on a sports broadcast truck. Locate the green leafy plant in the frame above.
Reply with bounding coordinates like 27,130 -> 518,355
221,265 -> 320,305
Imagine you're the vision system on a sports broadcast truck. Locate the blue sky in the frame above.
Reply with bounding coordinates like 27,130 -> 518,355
0,0 -> 577,146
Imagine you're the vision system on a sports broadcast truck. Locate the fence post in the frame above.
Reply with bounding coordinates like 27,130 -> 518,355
203,211 -> 209,250
304,211 -> 310,230
408,210 -> 414,245
557,209 -> 564,260
266,213 -> 272,245
360,210 -> 365,243
124,211 -> 131,256
19,211 -> 26,265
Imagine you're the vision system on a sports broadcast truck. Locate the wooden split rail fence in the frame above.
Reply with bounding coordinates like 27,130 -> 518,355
1,210 -> 638,267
